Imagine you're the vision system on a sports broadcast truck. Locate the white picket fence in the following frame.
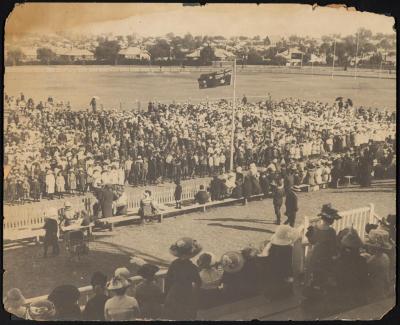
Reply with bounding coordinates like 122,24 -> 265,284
3,178 -> 209,232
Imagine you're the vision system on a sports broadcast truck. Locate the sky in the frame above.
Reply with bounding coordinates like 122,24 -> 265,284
6,3 -> 396,41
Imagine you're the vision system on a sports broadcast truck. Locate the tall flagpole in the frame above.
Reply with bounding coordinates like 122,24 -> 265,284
354,32 -> 359,79
230,58 -> 237,172
331,38 -> 336,79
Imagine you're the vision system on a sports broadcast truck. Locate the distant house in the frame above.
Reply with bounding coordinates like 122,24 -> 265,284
60,48 -> 95,61
186,49 -> 201,60
309,53 -> 327,64
214,48 -> 235,60
267,35 -> 284,46
276,47 -> 304,66
118,47 -> 151,60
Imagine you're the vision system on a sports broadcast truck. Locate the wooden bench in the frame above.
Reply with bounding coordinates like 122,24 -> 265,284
96,194 -> 266,230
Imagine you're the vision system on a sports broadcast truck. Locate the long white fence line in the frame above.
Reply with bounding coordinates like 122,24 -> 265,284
4,178 -> 210,231
22,204 -> 378,308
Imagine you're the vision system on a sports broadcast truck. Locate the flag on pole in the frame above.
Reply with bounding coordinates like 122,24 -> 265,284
198,69 -> 232,89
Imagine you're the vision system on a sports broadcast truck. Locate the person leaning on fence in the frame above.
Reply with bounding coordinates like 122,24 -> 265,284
42,207 -> 60,258
81,272 -> 108,320
139,190 -> 158,224
134,263 -> 164,320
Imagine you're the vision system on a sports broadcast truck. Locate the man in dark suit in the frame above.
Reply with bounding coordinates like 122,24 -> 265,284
98,184 -> 115,218
284,188 -> 298,227
43,208 -> 60,258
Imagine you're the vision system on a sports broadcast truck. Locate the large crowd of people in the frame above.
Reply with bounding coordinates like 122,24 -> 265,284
4,205 -> 396,320
3,92 -> 396,205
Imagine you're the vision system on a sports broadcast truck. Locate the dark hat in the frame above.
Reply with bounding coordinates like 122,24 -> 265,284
48,285 -> 80,307
169,237 -> 202,259
137,263 -> 160,279
318,203 -> 342,221
90,271 -> 107,288
339,227 -> 363,249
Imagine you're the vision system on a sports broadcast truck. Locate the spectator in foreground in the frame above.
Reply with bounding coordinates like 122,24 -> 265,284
134,263 -> 164,320
220,251 -> 245,302
164,237 -> 202,320
105,276 -> 140,321
82,272 -> 109,321
194,185 -> 209,205
261,225 -> 299,301
48,284 -> 81,320
364,229 -> 393,302
196,252 -> 224,309
4,288 -> 28,319
305,204 -> 341,295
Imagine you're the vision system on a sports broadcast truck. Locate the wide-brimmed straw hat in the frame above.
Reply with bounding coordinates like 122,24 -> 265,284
270,225 -> 296,246
27,300 -> 56,320
106,276 -> 131,291
364,229 -> 393,250
169,237 -> 202,259
220,251 -> 245,273
318,203 -> 342,222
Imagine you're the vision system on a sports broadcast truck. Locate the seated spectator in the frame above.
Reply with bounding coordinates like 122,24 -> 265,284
364,229 -> 393,302
48,284 -> 81,320
105,276 -> 140,321
196,252 -> 224,309
139,190 -> 158,224
26,299 -> 56,321
134,263 -> 164,320
82,271 -> 109,321
194,185 -> 210,204
4,288 -> 28,319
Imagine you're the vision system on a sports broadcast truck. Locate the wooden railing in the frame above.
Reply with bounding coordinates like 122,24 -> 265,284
24,269 -> 168,309
4,178 -> 209,231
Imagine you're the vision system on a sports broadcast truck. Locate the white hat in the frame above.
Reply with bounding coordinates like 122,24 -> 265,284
270,225 -> 296,246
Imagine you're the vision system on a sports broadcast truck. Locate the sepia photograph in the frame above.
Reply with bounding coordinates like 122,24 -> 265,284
3,2 -> 396,321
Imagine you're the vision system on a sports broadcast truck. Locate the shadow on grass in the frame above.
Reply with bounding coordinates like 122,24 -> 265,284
207,223 -> 275,234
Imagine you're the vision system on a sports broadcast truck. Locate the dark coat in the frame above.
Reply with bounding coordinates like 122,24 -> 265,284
195,190 -> 209,204
285,190 -> 298,214
98,188 -> 115,218
164,258 -> 202,320
174,184 -> 182,201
